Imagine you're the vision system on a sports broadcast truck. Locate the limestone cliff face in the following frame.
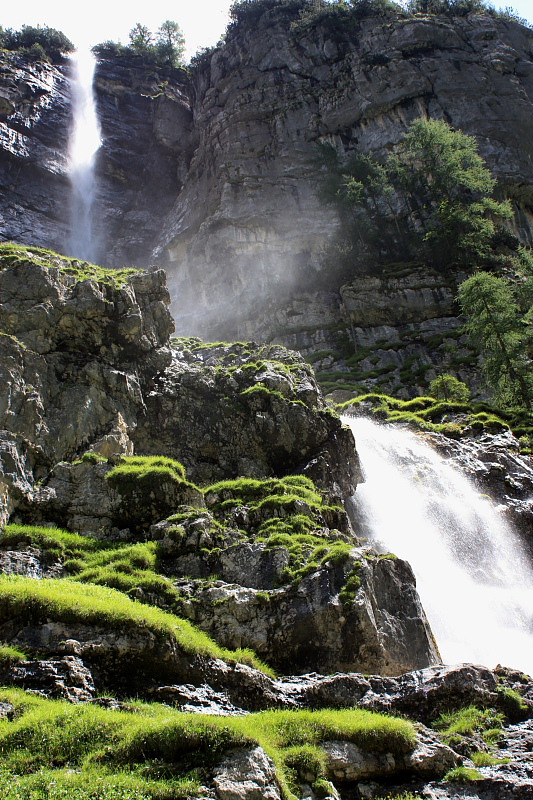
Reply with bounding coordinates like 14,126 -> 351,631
91,55 -> 194,268
0,52 -> 71,251
150,6 -> 533,392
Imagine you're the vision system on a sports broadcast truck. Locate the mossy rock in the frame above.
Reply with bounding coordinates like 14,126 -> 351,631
106,456 -> 205,532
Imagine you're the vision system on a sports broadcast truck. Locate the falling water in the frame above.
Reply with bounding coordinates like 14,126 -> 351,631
344,415 -> 533,674
67,49 -> 101,262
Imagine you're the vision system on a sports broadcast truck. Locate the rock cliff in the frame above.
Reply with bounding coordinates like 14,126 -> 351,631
0,245 -> 533,798
91,53 -> 194,268
150,4 -> 533,395
2,7 -> 533,396
0,51 -> 71,251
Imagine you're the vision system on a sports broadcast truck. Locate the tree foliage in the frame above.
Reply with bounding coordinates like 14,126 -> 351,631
429,374 -> 471,402
318,117 -> 512,272
458,272 -> 533,410
94,20 -> 185,68
0,25 -> 74,63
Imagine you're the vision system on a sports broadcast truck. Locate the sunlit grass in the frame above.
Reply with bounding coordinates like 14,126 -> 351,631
0,575 -> 273,675
0,690 -> 417,800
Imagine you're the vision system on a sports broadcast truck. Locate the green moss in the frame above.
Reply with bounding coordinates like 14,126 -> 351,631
0,243 -> 139,288
72,451 -> 108,465
204,475 -> 322,508
496,686 -> 530,721
0,331 -> 27,350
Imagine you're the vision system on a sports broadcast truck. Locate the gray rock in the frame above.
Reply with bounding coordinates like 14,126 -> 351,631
212,746 -> 282,800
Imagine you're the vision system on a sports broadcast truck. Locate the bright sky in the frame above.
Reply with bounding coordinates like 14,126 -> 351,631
2,0 -> 532,59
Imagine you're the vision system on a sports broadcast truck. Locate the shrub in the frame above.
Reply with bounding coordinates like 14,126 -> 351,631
429,374 -> 471,403
0,25 -> 74,63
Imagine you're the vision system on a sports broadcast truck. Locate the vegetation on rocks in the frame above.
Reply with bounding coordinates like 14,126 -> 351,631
93,20 -> 185,67
0,25 -> 74,62
0,244 -> 139,288
336,391 -> 520,438
0,575 -> 271,674
0,689 -> 416,800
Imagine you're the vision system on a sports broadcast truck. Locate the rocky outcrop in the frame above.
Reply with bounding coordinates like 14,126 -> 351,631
0,51 -> 71,250
0,244 -> 442,685
423,427 -> 533,548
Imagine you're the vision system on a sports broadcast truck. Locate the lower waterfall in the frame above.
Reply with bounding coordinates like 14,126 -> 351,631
343,415 -> 533,675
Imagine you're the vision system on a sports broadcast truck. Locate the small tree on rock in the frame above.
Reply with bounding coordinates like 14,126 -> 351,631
458,271 -> 533,410
155,20 -> 185,66
429,374 -> 471,402
129,23 -> 153,53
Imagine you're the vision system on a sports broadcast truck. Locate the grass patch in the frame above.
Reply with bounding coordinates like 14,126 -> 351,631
0,644 -> 28,667
0,244 -> 139,288
471,750 -> 509,767
204,475 -> 352,586
72,452 -> 108,465
444,766 -> 483,782
105,456 -> 188,489
337,392 -> 515,439
0,525 -> 100,561
0,576 -> 272,675
0,690 -> 417,800
433,705 -> 504,749
204,475 -> 321,508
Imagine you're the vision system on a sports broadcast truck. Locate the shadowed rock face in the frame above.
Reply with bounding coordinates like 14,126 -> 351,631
0,52 -> 71,250
91,55 -> 194,269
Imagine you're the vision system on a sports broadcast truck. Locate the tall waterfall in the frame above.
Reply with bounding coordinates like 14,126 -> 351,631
344,415 -> 533,674
66,49 -> 101,262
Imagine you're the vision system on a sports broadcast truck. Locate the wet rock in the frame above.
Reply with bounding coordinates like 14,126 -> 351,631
0,655 -> 96,702
149,683 -> 246,716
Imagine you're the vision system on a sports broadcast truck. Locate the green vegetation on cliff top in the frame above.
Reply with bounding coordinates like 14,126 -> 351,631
337,391 -> 533,444
0,688 -> 416,800
0,244 -> 140,288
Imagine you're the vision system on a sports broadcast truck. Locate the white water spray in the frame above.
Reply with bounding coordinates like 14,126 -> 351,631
67,49 -> 101,262
344,415 -> 533,674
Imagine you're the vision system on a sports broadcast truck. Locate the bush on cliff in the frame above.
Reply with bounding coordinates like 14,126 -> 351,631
92,20 -> 185,68
0,25 -> 74,63
318,117 -> 512,274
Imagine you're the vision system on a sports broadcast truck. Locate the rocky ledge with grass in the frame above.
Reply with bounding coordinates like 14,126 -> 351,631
1,244 -> 533,800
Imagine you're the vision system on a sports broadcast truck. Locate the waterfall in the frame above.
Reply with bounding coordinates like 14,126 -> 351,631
344,415 -> 533,674
66,49 -> 101,262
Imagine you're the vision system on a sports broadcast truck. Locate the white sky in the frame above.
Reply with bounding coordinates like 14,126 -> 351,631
2,0 -> 532,59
